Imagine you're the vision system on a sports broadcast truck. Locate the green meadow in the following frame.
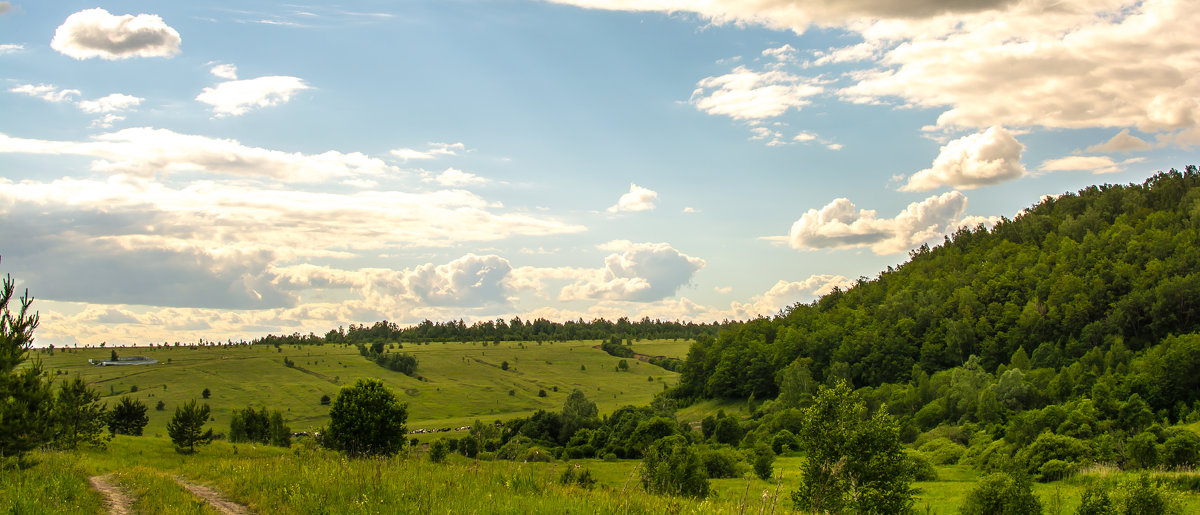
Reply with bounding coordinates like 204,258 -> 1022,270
34,339 -> 688,439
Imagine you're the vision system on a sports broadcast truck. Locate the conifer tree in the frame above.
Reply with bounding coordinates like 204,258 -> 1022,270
0,261 -> 54,463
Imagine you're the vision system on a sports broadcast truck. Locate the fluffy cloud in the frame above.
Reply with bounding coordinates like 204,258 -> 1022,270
731,275 -> 853,318
51,8 -> 181,60
196,76 -> 310,117
0,44 -> 22,54
840,0 -> 1200,139
209,63 -> 238,80
690,66 -> 822,120
274,254 -> 516,307
10,84 -> 80,103
1086,129 -> 1154,153
389,142 -> 465,161
607,183 -> 658,213
427,168 -> 488,187
0,128 -> 393,181
901,127 -> 1026,191
76,93 -> 143,114
787,191 -> 976,255
1039,155 -> 1144,174
559,241 -> 705,302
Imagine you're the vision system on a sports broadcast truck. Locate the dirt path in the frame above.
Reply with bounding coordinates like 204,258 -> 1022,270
88,475 -> 134,515
174,477 -> 255,515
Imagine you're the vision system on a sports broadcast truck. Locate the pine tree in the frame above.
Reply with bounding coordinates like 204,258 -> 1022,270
0,262 -> 54,463
108,397 -> 149,436
167,399 -> 213,454
52,376 -> 108,449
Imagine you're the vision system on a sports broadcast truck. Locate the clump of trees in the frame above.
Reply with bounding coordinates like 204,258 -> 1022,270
229,406 -> 291,447
600,337 -> 634,358
355,343 -> 418,376
324,378 -> 408,457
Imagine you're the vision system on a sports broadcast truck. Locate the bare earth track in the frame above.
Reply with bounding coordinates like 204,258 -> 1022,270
88,475 -> 134,515
175,477 -> 255,515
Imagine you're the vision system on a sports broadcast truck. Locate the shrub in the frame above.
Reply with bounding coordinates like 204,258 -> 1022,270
919,437 -> 966,465
1127,432 -> 1160,469
906,450 -> 939,481
1160,429 -> 1200,469
771,429 -> 797,454
1038,459 -> 1075,482
155,400 -> 165,411
753,443 -> 775,480
559,467 -> 596,489
201,388 -> 211,399
51,376 -> 109,450
698,446 -> 745,478
325,378 -> 408,457
641,435 -> 709,498
429,439 -> 449,463
960,472 -> 1042,515
1077,484 -> 1112,515
320,394 -> 331,405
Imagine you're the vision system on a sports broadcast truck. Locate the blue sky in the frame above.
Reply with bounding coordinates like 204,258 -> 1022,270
1,0 -> 1196,346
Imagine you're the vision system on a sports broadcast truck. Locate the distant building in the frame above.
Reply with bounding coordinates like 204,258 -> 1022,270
88,356 -> 158,366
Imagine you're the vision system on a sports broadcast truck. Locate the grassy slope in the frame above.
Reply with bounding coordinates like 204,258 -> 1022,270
34,339 -> 680,438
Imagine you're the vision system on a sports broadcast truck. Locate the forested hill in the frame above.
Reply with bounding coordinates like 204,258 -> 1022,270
675,167 -> 1200,401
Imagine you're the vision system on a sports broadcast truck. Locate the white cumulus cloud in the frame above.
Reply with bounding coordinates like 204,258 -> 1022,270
1039,155 -> 1144,175
731,275 -> 853,318
209,63 -> 238,80
427,167 -> 489,187
196,76 -> 310,117
607,183 -> 658,213
51,8 -> 181,60
389,142 -> 465,161
690,66 -> 822,120
901,126 -> 1026,191
559,241 -> 705,302
787,191 -> 980,255
1086,129 -> 1154,153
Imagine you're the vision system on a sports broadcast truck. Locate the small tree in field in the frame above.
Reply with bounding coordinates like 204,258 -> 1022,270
0,263 -> 54,463
52,376 -> 108,449
108,397 -> 149,436
167,399 -> 213,454
325,378 -> 407,457
640,434 -> 709,498
792,381 -> 913,514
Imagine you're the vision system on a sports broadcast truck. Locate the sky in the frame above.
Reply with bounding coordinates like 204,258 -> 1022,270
1,0 -> 1197,347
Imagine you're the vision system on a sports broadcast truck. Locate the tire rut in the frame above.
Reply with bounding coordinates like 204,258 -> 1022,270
174,477 -> 255,515
88,475 -> 135,515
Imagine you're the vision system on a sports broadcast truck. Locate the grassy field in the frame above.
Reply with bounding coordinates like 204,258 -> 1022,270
33,340 -> 681,439
7,436 -> 1200,514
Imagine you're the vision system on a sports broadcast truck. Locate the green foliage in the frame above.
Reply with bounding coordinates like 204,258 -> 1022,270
202,388 -> 211,399
674,169 -> 1200,399
167,399 -> 213,454
1160,429 -> 1200,469
51,376 -> 108,450
600,337 -> 635,359
108,397 -> 149,436
960,472 -> 1042,515
697,446 -> 745,478
771,429 -> 797,454
1077,483 -> 1113,515
919,437 -> 966,465
906,450 -> 939,481
325,378 -> 408,457
1113,475 -> 1183,515
791,381 -> 913,515
429,439 -> 449,463
558,466 -> 596,489
752,442 -> 775,480
560,389 -> 599,442
1127,432 -> 1160,469
640,435 -> 709,498
0,267 -> 53,462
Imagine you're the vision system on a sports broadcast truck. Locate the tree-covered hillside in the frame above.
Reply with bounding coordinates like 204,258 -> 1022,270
676,167 -> 1200,401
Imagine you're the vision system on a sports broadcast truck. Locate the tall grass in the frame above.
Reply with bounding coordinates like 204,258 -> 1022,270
0,451 -> 102,514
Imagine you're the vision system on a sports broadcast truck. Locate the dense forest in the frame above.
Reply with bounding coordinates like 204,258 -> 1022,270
675,167 -> 1200,401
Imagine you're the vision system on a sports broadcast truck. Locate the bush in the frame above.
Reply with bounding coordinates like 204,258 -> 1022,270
771,429 -> 797,455
919,437 -> 966,465
429,439 -> 449,463
325,378 -> 408,457
201,388 -> 211,399
698,446 -> 745,478
753,443 -> 775,480
960,472 -> 1042,515
1077,484 -> 1113,515
155,400 -> 165,411
320,394 -> 331,405
1112,475 -> 1183,515
1038,459 -> 1075,482
906,450 -> 939,481
559,467 -> 597,489
641,435 -> 709,498
1161,429 -> 1200,469
1127,432 -> 1160,469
